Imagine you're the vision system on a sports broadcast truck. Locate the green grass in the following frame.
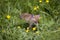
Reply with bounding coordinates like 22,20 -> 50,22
0,0 -> 60,40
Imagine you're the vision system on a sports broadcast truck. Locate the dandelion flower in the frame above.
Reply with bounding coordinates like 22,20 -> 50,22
6,15 -> 11,19
2,30 -> 5,33
58,28 -> 60,30
27,27 -> 29,30
33,6 -> 39,10
26,29 -> 29,32
37,6 -> 39,9
33,27 -> 36,31
39,0 -> 42,3
46,0 -> 49,3
36,31 -> 40,35
34,6 -> 37,10
17,26 -> 21,29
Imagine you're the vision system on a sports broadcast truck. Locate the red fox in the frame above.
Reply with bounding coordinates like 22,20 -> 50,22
20,13 -> 40,28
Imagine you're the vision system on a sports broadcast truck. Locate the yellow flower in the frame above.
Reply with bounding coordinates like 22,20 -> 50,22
32,27 -> 36,31
34,6 -> 37,10
27,27 -> 29,30
26,29 -> 29,32
6,15 -> 11,19
17,26 -> 21,29
58,28 -> 60,30
36,31 -> 40,35
33,6 -> 39,10
39,0 -> 42,3
37,6 -> 39,9
46,0 -> 49,3
2,30 -> 5,33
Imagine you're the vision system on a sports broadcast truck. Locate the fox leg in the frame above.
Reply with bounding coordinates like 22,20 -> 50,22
36,23 -> 39,31
29,23 -> 33,29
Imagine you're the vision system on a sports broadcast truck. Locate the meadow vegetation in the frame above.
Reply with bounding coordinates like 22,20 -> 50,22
0,0 -> 60,40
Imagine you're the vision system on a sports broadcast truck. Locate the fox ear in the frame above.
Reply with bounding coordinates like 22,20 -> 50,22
36,15 -> 40,19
